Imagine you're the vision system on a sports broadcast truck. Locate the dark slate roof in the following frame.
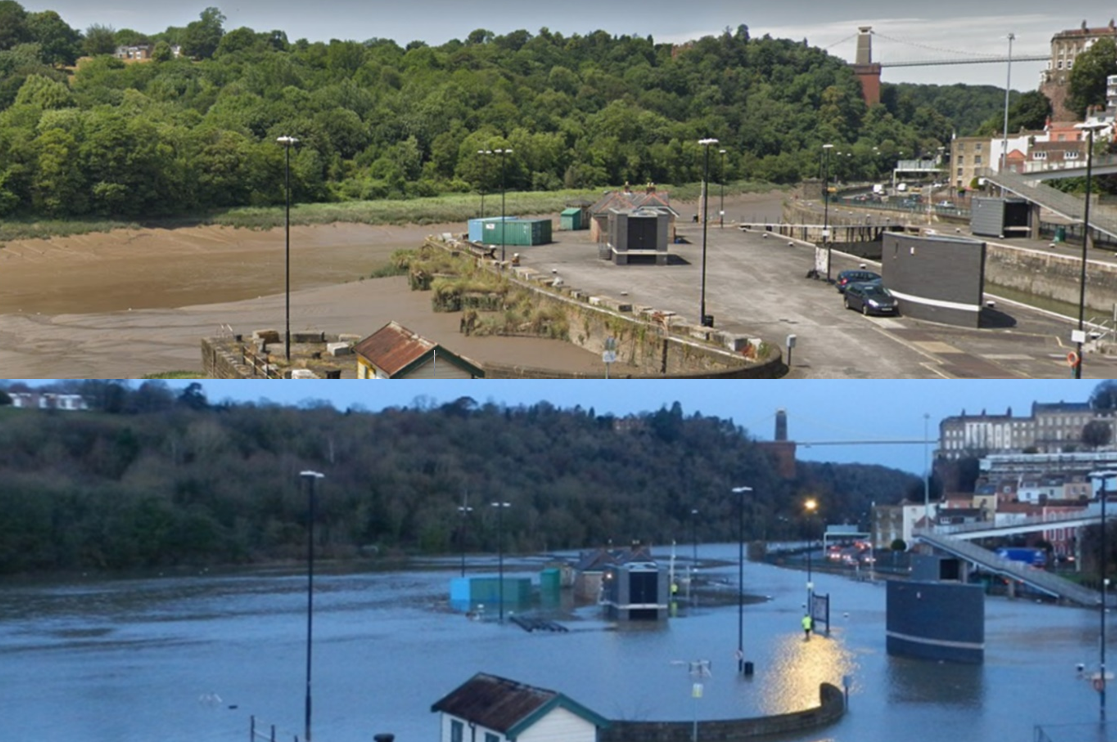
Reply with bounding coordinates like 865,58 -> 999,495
430,673 -> 608,735
1032,401 -> 1093,414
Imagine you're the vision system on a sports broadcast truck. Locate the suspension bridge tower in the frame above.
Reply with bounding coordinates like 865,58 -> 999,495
852,26 -> 882,107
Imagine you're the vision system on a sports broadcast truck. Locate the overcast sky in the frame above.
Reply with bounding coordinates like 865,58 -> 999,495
23,1 -> 1117,87
14,379 -> 1097,475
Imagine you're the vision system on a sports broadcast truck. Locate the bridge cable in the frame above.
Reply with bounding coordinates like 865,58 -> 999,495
870,30 -> 1000,61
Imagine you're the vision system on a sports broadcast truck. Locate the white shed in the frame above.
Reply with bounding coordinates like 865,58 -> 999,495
431,673 -> 608,742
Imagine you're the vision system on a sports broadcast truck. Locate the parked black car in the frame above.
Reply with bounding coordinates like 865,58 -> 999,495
836,269 -> 880,293
844,282 -> 899,316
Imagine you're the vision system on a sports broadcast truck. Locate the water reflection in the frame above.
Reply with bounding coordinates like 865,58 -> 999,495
886,655 -> 985,707
759,632 -> 857,716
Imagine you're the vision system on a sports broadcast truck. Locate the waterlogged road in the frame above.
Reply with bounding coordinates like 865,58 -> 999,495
0,547 -> 1111,742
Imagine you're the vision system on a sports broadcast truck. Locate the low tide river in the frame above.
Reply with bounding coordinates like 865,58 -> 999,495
1,544 -> 1112,742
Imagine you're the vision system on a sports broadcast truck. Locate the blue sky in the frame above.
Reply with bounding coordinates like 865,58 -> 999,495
24,0 -> 1117,86
14,379 -> 1094,475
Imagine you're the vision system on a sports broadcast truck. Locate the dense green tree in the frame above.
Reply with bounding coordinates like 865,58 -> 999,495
180,7 -> 225,60
1069,37 -> 1117,119
25,10 -> 80,66
976,90 -> 1052,136
0,0 -> 29,51
0,389 -> 919,574
1082,420 -> 1114,449
83,24 -> 117,57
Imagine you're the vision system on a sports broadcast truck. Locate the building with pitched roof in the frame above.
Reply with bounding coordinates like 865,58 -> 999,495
354,321 -> 484,379
587,184 -> 678,244
431,673 -> 608,742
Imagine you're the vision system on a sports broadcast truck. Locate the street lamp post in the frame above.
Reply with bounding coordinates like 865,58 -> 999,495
732,486 -> 753,675
1000,33 -> 1015,192
1091,470 -> 1116,723
924,413 -> 932,525
477,149 -> 492,218
495,148 -> 512,264
698,138 -> 719,327
1075,121 -> 1106,379
458,496 -> 473,578
719,149 -> 727,229
491,501 -> 511,623
822,144 -> 834,283
277,136 -> 299,362
300,470 -> 325,742
804,498 -> 818,611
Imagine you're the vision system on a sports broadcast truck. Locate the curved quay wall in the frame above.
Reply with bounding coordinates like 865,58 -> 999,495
600,683 -> 846,742
435,238 -> 786,379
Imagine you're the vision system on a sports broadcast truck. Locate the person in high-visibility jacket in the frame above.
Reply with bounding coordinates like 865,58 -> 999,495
802,614 -> 813,640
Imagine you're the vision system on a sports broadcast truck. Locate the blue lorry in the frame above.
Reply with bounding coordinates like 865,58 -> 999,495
996,547 -> 1047,568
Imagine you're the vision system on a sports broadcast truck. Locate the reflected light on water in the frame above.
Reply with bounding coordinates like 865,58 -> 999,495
754,632 -> 857,715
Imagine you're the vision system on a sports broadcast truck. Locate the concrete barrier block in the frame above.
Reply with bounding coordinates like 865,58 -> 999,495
327,343 -> 351,357
338,334 -> 363,343
589,296 -> 603,306
723,335 -> 750,352
291,370 -> 319,379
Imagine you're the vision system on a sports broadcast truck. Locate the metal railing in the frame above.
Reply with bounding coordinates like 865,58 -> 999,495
1034,721 -> 1117,742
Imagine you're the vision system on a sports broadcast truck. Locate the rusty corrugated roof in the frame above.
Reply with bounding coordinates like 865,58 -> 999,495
353,321 -> 437,377
430,674 -> 556,733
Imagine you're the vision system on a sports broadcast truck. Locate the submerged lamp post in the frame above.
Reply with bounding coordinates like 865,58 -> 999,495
804,498 -> 818,610
1074,121 -> 1106,379
698,138 -> 719,327
491,501 -> 511,622
458,495 -> 473,578
277,136 -> 299,361
732,486 -> 753,675
300,470 -> 325,742
1091,470 -> 1117,722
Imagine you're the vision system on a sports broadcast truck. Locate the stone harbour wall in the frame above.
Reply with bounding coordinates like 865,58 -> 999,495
600,683 -> 845,742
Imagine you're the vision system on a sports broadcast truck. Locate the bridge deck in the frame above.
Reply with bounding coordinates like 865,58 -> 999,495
915,530 -> 1108,607
980,170 -> 1117,243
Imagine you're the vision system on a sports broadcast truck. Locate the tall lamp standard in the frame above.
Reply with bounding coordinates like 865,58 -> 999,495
277,136 -> 299,362
732,486 -> 753,675
719,149 -> 727,229
1090,470 -> 1117,722
822,144 -> 834,283
300,470 -> 325,742
477,149 -> 492,218
698,138 -> 719,327
458,495 -> 473,578
804,498 -> 818,611
495,148 -> 513,264
1074,121 -> 1106,379
1000,32 -> 1015,195
691,508 -> 700,570
491,501 -> 511,623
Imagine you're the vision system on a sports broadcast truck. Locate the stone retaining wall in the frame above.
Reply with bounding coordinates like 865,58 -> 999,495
436,238 -> 785,378
600,683 -> 845,742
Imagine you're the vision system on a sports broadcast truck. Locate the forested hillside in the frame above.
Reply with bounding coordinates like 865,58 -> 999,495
0,382 -> 919,574
0,3 -> 1008,220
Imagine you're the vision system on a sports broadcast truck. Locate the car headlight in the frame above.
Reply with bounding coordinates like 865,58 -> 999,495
868,300 -> 880,307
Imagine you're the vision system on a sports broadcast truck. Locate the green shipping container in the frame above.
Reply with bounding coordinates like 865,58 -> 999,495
501,218 -> 552,246
560,208 -> 584,231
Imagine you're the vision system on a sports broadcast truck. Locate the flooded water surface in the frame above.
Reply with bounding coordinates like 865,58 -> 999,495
1,546 -> 1111,742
